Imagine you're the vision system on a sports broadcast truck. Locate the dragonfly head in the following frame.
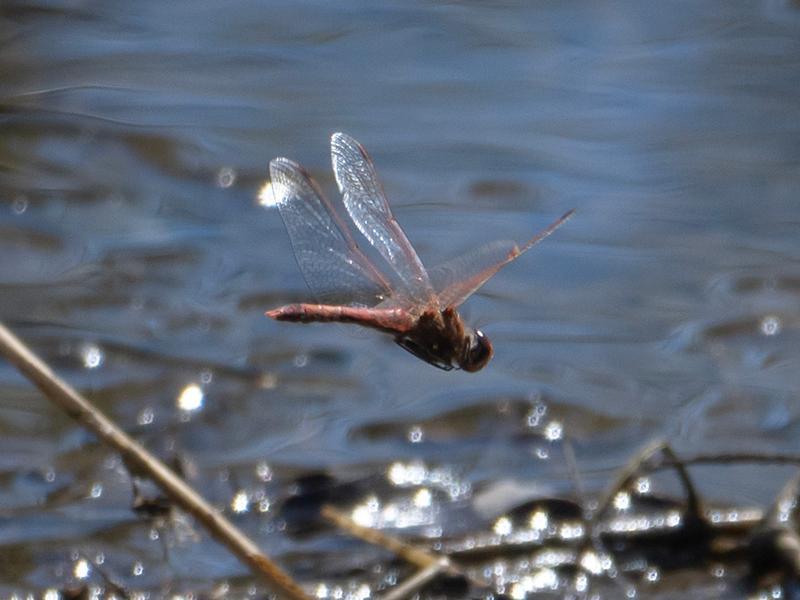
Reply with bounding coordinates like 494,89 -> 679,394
459,328 -> 493,372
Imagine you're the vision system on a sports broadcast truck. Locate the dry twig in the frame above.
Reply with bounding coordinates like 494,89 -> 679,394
321,504 -> 443,569
321,504 -> 495,599
379,561 -> 447,600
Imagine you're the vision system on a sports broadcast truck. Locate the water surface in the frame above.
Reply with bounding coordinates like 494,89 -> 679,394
1,0 -> 799,597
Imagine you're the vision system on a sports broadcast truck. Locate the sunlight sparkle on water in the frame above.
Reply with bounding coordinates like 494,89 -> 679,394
231,490 -> 249,513
558,521 -> 584,540
510,582 -> 526,599
574,573 -> 589,593
137,407 -> 154,426
177,384 -> 204,411
530,509 -> 548,530
352,496 -> 380,527
413,488 -> 432,508
613,492 -> 631,511
216,167 -> 236,188
12,196 -> 28,214
381,503 -> 399,523
645,567 -> 660,583
386,460 -> 469,500
529,568 -> 558,592
544,420 -> 563,441
73,558 -> 90,579
580,551 -> 604,575
256,461 -> 273,482
388,461 -> 426,486
89,483 -> 103,498
81,344 -> 104,369
258,181 -> 277,207
526,403 -> 547,428
493,516 -> 513,536
666,510 -> 682,527
760,315 -> 781,336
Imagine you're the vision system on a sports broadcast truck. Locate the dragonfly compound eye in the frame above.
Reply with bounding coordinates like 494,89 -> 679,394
461,329 -> 493,372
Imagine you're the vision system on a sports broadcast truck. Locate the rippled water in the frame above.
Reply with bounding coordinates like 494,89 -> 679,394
1,0 -> 799,597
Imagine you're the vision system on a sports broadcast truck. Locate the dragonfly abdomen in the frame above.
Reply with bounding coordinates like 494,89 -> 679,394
266,304 -> 414,334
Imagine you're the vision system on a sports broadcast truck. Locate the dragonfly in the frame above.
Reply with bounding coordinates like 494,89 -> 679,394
265,133 -> 574,372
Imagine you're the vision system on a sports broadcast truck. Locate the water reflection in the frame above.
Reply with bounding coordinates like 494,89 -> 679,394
12,197 -> 29,215
760,315 -> 781,336
0,0 -> 798,596
176,383 -> 204,412
80,343 -> 104,369
258,181 -> 276,207
230,490 -> 249,513
215,167 -> 236,189
72,558 -> 90,580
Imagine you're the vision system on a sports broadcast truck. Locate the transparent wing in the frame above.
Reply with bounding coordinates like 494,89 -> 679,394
330,132 -> 436,309
430,209 -> 575,308
269,157 -> 393,306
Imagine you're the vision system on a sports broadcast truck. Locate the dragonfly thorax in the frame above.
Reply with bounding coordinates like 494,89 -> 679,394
394,307 -> 492,372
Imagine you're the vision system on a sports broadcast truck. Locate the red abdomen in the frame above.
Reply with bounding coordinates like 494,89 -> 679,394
266,304 -> 414,334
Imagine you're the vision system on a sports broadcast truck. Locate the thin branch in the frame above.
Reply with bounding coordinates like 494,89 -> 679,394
761,470 -> 800,577
379,561 -> 448,600
663,452 -> 800,468
593,439 -> 670,522
321,504 -> 442,569
0,321 -> 310,600
321,505 -> 495,597
659,442 -> 703,521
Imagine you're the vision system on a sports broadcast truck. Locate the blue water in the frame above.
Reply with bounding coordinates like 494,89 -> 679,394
1,0 -> 799,596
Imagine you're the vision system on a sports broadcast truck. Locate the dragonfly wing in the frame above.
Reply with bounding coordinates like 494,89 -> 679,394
429,240 -> 519,308
269,157 -> 392,306
430,209 -> 575,308
330,132 -> 436,308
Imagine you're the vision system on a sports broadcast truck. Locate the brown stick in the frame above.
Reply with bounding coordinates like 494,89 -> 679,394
0,321 -> 310,600
321,504 -> 441,569
593,438 -> 702,522
321,504 -> 497,598
379,562 -> 447,600
663,452 -> 800,468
